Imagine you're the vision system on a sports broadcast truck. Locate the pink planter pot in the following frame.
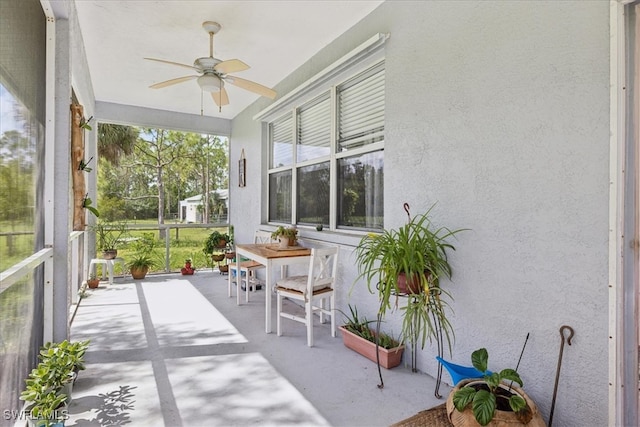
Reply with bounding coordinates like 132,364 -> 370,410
339,325 -> 404,369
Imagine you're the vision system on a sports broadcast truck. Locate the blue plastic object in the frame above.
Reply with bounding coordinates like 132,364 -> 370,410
436,356 -> 490,385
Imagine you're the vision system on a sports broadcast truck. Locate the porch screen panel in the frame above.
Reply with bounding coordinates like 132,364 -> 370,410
0,0 -> 46,424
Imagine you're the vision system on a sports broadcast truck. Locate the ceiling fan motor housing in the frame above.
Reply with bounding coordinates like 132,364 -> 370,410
194,57 -> 222,74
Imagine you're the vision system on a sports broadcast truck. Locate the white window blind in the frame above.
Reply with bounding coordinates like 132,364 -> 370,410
338,64 -> 385,151
271,114 -> 294,168
297,94 -> 331,162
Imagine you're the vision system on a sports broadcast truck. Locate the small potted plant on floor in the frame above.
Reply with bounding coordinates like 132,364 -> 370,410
86,273 -> 100,289
126,233 -> 158,280
271,226 -> 298,248
446,348 -> 546,426
181,258 -> 195,275
21,340 -> 90,427
339,305 -> 404,369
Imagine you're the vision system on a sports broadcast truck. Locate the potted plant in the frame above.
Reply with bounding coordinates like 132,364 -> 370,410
271,226 -> 298,248
91,221 -> 127,259
126,233 -> 158,279
21,340 -> 89,426
181,258 -> 195,275
447,348 -> 546,426
127,253 -> 155,279
86,273 -> 100,289
354,203 -> 466,367
203,230 -> 230,256
339,305 -> 404,369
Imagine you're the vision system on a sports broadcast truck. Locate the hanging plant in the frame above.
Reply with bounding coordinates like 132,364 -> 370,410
78,156 -> 94,172
82,194 -> 100,218
79,115 -> 93,131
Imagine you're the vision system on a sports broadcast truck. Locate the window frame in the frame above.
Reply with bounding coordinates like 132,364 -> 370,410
267,59 -> 385,232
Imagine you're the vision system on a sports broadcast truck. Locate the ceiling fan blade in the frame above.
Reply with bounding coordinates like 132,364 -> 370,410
150,75 -> 198,89
211,88 -> 230,107
144,57 -> 196,71
226,76 -> 276,99
214,59 -> 250,74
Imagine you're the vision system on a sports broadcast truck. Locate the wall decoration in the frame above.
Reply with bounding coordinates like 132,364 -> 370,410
239,149 -> 246,187
71,104 -> 87,231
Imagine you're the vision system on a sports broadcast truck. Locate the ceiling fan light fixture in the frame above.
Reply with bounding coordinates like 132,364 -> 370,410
197,74 -> 223,92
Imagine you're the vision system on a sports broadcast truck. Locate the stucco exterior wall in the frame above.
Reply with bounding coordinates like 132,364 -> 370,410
230,2 -> 610,425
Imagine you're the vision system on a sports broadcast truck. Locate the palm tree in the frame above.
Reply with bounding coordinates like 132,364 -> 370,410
98,123 -> 138,165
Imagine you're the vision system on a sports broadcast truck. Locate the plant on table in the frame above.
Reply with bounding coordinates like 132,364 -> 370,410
90,220 -> 128,258
270,226 -> 298,246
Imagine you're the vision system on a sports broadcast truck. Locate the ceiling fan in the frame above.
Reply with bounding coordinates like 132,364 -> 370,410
145,21 -> 276,112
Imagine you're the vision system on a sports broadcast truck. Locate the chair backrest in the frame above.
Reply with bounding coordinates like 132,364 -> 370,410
306,246 -> 339,294
254,230 -> 273,244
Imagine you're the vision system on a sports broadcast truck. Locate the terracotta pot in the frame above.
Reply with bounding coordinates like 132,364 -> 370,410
339,325 -> 404,369
219,264 -> 229,273
397,272 -> 426,294
446,379 -> 546,427
102,249 -> 117,260
130,266 -> 149,280
87,279 -> 100,289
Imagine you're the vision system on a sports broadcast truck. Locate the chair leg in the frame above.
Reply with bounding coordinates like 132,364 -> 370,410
330,293 -> 336,338
276,291 -> 282,337
318,297 -> 325,324
306,299 -> 314,347
244,271 -> 250,303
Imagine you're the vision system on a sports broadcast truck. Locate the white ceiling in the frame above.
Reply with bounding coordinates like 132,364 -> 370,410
74,1 -> 384,121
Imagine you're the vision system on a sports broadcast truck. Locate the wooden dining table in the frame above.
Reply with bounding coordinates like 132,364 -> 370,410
232,243 -> 311,333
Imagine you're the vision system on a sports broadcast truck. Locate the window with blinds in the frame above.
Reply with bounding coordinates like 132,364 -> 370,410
267,60 -> 385,230
338,63 -> 385,152
270,115 -> 293,168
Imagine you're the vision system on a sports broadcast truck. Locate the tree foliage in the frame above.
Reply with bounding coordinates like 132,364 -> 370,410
97,126 -> 228,224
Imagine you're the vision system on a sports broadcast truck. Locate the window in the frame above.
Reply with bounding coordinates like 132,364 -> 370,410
268,61 -> 384,231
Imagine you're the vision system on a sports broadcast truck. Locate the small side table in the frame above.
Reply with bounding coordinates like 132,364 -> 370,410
88,257 -> 126,285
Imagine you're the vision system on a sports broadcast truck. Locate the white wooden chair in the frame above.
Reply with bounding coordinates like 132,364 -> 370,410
228,230 -> 273,303
275,246 -> 339,347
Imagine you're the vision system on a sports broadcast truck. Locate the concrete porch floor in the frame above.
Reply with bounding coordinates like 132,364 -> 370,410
66,270 -> 449,426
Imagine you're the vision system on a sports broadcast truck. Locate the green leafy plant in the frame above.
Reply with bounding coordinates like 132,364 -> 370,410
203,230 -> 230,255
91,221 -> 128,251
127,253 -> 156,270
82,194 -> 100,218
340,305 -> 400,350
354,203 -> 466,352
21,340 -> 90,426
127,233 -> 160,275
78,156 -> 94,172
79,115 -> 93,130
270,226 -> 298,244
452,348 -> 527,426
